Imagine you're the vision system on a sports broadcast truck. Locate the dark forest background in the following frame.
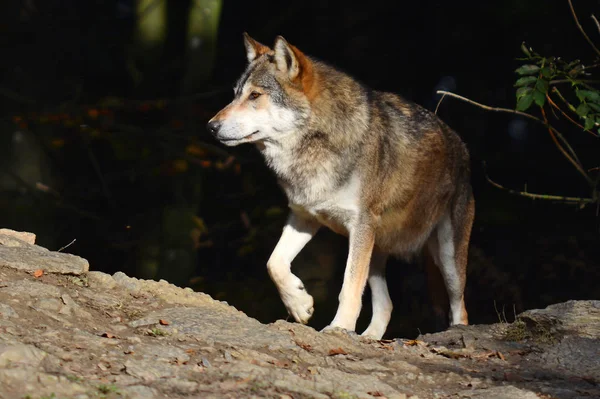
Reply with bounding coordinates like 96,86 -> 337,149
1,0 -> 598,338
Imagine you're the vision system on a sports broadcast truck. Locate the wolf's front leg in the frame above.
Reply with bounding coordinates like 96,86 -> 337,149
324,222 -> 375,332
267,212 -> 321,324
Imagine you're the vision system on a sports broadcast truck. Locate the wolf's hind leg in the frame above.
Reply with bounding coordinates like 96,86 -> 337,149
428,194 -> 473,326
267,212 -> 321,324
361,249 -> 392,340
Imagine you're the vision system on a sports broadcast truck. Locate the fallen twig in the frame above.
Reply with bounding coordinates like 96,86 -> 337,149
58,239 -> 77,252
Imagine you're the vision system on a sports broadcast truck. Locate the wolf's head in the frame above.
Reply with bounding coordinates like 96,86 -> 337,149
207,34 -> 315,146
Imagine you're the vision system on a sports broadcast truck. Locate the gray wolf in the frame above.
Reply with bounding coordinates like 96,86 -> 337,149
207,33 -> 475,339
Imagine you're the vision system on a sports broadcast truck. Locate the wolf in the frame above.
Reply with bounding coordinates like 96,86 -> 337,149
207,33 -> 475,340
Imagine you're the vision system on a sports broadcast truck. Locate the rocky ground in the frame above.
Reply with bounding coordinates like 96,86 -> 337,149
0,228 -> 598,399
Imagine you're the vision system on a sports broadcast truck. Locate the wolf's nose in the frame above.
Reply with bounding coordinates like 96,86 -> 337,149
206,120 -> 221,136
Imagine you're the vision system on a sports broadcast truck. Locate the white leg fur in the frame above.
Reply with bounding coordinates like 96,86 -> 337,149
267,213 -> 320,324
361,250 -> 392,340
432,214 -> 467,326
325,224 -> 375,332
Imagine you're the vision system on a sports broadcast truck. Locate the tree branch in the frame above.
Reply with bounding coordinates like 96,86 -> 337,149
435,90 -> 538,121
484,170 -> 595,205
434,92 -> 447,114
568,0 -> 600,57
550,79 -> 600,85
540,107 -> 590,184
546,93 -> 586,131
592,14 -> 600,35
436,90 -> 594,187
549,89 -> 599,137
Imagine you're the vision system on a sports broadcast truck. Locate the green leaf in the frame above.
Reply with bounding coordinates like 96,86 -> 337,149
520,42 -> 531,57
576,89 -> 600,103
516,93 -> 534,111
516,86 -> 533,99
515,64 -> 540,75
588,103 -> 600,112
535,79 -> 549,94
533,90 -> 546,107
584,116 -> 595,130
515,76 -> 537,87
576,103 -> 590,117
540,66 -> 552,78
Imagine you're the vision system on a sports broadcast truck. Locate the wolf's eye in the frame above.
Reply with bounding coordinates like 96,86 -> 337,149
248,91 -> 261,100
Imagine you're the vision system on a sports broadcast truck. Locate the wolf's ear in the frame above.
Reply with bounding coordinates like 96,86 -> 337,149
243,32 -> 271,63
273,36 -> 303,80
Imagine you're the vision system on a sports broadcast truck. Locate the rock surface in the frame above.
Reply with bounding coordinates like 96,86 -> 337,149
0,230 -> 88,275
0,228 -> 598,399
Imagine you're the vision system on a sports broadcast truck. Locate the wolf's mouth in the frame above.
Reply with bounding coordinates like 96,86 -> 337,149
220,130 -> 259,143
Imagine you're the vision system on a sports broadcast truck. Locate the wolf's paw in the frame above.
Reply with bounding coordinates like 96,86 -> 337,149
360,326 -> 385,341
280,274 -> 314,324
320,325 -> 357,338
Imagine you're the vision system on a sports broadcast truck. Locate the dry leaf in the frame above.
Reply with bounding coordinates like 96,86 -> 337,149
33,269 -> 44,278
101,332 -> 116,339
496,351 -> 506,361
402,339 -> 426,346
368,391 -> 386,397
159,319 -> 170,326
431,347 -> 469,359
294,340 -> 313,352
378,342 -> 395,351
328,347 -> 348,356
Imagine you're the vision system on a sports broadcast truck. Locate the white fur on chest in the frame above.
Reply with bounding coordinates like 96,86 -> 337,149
260,139 -> 362,232
290,172 -> 362,233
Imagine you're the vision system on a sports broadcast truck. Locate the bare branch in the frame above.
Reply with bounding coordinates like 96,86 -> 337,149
548,90 -> 599,137
485,170 -> 595,205
546,94 -> 586,130
58,239 -> 77,252
550,79 -> 600,85
436,90 -> 594,187
435,90 -> 538,121
592,14 -> 600,35
568,0 -> 600,57
434,92 -> 447,114
540,107 -> 591,185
